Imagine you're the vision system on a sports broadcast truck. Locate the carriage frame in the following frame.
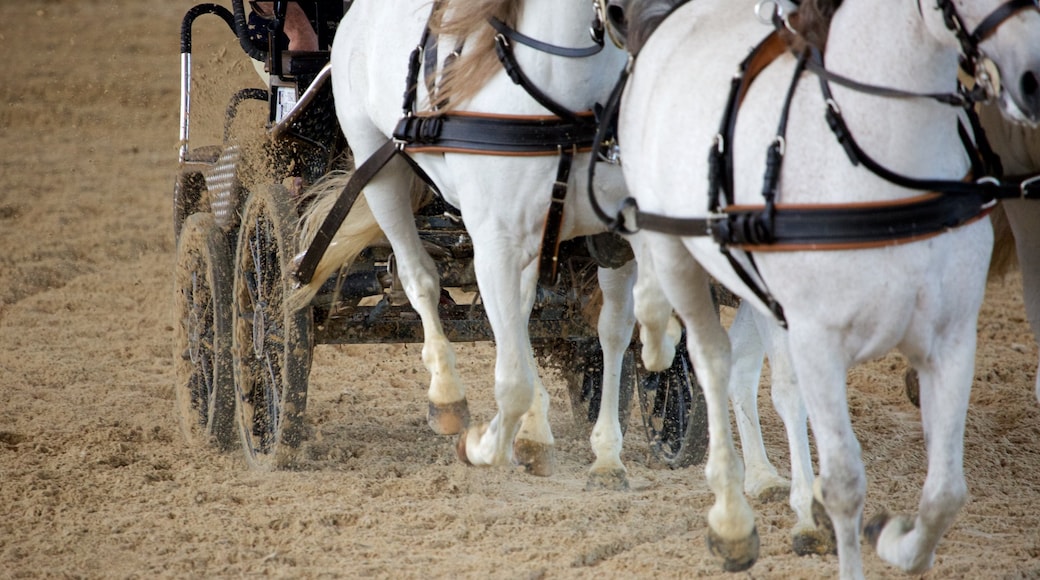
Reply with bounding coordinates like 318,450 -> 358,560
173,0 -> 709,470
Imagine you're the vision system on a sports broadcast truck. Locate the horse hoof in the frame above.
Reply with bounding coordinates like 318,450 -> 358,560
792,526 -> 838,556
513,438 -> 555,477
455,430 -> 473,466
455,425 -> 486,466
428,399 -> 470,435
811,495 -> 836,538
585,467 -> 629,491
864,511 -> 892,549
904,369 -> 921,408
707,526 -> 759,573
754,483 -> 790,504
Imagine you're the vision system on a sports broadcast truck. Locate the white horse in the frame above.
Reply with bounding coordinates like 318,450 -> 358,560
615,0 -> 1040,577
718,78 -> 1040,562
292,0 -> 638,488
713,22 -> 1040,566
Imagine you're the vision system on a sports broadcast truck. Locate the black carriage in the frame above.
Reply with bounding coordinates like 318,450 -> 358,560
173,0 -> 708,470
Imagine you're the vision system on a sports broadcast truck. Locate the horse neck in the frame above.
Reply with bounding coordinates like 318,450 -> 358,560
822,0 -> 966,178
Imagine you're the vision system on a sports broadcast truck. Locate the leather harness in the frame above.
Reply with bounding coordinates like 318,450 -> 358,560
294,5 -> 607,288
588,0 -> 1040,325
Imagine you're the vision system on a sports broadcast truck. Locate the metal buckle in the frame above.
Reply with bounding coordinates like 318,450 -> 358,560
1022,174 -> 1040,198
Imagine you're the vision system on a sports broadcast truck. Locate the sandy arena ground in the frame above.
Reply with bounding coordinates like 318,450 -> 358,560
2,2 -> 1039,578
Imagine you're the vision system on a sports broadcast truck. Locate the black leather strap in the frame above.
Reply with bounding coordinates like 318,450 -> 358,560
487,17 -> 604,59
494,34 -> 584,122
539,149 -> 575,286
394,112 -> 598,154
293,139 -> 400,285
971,0 -> 1038,43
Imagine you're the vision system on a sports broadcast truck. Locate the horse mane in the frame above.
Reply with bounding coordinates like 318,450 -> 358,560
622,0 -> 689,55
782,0 -> 843,54
621,0 -> 843,56
427,0 -> 522,112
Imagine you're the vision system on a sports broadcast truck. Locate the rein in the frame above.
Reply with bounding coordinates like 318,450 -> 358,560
295,2 -> 610,287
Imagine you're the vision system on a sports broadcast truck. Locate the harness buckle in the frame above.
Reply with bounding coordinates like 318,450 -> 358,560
598,140 -> 621,165
1022,174 -> 1040,199
713,133 -> 725,154
706,212 -> 729,241
615,197 -> 640,234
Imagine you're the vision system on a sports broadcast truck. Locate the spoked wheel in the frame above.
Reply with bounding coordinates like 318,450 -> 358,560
174,212 -> 237,450
232,185 -> 313,470
636,331 -> 708,468
559,338 -> 635,435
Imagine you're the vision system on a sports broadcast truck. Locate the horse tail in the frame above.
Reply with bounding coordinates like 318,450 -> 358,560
287,171 -> 384,311
989,203 -> 1018,281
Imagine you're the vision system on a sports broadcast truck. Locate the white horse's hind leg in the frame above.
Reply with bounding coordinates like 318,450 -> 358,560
647,234 -> 758,572
587,261 -> 637,490
1003,199 -> 1040,403
868,334 -> 974,574
784,330 -> 867,580
751,312 -> 828,556
360,157 -> 469,435
728,302 -> 788,502
631,239 -> 681,372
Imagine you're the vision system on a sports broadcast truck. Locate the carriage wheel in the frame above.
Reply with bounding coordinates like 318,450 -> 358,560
636,331 -> 708,468
563,338 -> 635,435
173,212 -> 237,450
232,185 -> 313,470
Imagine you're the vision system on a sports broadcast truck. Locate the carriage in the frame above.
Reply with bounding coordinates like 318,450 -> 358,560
172,0 -> 710,471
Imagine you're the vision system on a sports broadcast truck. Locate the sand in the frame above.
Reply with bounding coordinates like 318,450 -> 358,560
2,2 -> 1039,578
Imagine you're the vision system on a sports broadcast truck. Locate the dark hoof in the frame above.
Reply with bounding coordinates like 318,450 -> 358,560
811,495 -> 836,539
513,438 -> 555,477
755,484 -> 791,504
428,399 -> 470,435
707,526 -> 759,573
585,467 -> 629,491
455,429 -> 473,466
792,527 -> 838,556
864,512 -> 891,549
904,369 -> 921,408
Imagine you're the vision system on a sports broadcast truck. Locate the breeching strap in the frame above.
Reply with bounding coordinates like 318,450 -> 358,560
293,140 -> 400,285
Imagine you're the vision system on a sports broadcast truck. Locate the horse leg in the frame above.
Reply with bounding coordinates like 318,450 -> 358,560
785,330 -> 866,580
362,158 -> 469,435
868,334 -> 974,574
728,302 -> 789,502
1003,199 -> 1040,403
631,238 -> 681,372
648,234 -> 758,572
586,261 -> 637,490
457,239 -> 551,474
512,259 -> 556,476
751,311 -> 830,555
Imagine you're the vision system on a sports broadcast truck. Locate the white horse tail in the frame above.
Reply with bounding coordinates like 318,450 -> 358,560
288,170 -> 427,310
989,204 -> 1018,280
